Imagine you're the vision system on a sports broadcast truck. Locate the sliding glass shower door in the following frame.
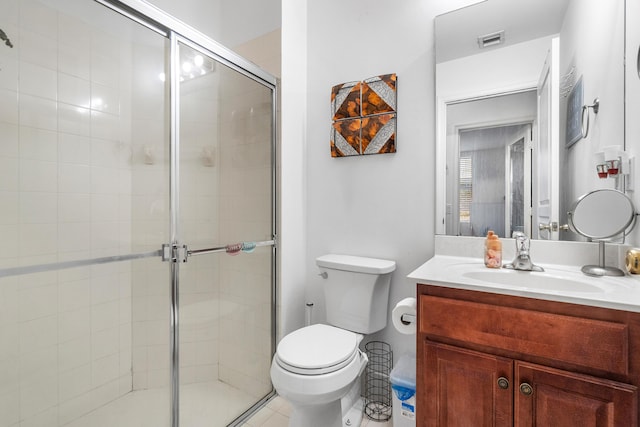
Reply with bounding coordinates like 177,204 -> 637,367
176,41 -> 275,426
0,1 -> 276,426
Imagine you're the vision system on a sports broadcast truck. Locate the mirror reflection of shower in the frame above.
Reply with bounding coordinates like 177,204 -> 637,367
450,122 -> 532,238
0,28 -> 13,48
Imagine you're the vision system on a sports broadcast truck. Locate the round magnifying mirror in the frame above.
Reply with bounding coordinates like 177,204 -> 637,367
568,189 -> 636,240
568,189 -> 637,277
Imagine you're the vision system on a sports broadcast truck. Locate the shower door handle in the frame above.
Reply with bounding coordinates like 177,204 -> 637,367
162,244 -> 188,263
186,239 -> 276,258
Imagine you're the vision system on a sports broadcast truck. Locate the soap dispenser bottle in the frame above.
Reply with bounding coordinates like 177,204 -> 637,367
484,230 -> 502,268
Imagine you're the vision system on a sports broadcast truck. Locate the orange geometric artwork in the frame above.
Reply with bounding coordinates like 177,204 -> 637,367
331,81 -> 361,120
330,73 -> 397,157
361,113 -> 396,154
331,118 -> 362,157
361,74 -> 396,116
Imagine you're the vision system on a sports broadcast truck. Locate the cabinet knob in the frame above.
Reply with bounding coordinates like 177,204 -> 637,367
519,382 -> 533,396
497,376 -> 510,389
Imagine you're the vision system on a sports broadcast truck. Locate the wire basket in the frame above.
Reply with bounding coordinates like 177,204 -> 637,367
364,341 -> 393,421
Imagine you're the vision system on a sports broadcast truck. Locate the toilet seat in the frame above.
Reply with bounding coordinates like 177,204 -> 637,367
275,324 -> 360,375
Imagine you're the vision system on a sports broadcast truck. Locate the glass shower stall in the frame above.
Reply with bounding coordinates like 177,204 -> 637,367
0,0 -> 277,426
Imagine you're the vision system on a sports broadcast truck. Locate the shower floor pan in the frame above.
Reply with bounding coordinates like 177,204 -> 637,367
62,380 -> 257,427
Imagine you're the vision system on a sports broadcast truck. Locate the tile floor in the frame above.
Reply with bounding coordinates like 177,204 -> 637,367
242,396 -> 393,427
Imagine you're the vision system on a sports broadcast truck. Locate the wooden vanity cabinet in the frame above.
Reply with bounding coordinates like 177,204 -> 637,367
423,342 -> 513,426
417,285 -> 640,426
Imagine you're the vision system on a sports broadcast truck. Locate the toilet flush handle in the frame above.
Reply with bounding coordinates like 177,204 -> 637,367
305,302 -> 314,326
318,271 -> 328,279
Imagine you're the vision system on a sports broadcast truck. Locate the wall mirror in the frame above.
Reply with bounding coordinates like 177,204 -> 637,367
435,0 -> 626,241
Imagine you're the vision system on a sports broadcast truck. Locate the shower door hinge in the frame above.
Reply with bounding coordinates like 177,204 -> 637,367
162,243 -> 188,263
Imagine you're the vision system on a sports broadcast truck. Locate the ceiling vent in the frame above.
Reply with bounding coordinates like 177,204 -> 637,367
477,30 -> 505,49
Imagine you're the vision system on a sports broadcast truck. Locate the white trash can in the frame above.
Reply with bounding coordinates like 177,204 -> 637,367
389,354 -> 416,427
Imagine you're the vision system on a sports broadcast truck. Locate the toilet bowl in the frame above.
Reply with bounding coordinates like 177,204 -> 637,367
270,324 -> 368,427
270,254 -> 396,427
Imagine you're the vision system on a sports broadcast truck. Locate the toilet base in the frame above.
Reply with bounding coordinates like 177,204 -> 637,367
342,397 -> 363,427
289,399 -> 342,427
287,396 -> 364,427
341,378 -> 363,427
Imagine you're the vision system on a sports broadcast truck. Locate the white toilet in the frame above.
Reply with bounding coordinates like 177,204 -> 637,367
271,254 -> 396,427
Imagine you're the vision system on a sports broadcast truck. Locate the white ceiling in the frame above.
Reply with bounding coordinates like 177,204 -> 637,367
435,0 -> 570,63
147,0 -> 281,48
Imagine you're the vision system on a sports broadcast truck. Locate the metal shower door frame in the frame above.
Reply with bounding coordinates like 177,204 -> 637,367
0,2 -> 277,426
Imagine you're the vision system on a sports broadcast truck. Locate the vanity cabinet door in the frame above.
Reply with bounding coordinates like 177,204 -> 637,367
423,341 -> 513,427
514,361 -> 638,427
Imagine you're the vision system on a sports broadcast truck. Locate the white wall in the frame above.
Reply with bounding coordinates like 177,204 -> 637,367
296,0 -> 438,357
280,0 -> 308,339
558,0 -> 625,232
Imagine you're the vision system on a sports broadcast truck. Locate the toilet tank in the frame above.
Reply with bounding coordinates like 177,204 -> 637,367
316,254 -> 396,334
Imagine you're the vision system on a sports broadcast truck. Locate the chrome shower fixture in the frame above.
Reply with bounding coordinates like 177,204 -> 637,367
0,28 -> 13,48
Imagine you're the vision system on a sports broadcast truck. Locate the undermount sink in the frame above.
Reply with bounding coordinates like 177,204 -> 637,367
462,269 -> 611,293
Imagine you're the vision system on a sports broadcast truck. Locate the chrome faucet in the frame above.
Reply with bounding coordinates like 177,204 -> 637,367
504,232 -> 544,272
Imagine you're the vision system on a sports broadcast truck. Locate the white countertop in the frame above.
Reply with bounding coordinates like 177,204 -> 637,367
408,254 -> 640,313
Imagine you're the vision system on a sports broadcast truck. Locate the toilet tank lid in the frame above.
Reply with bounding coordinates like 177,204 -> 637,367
316,254 -> 396,274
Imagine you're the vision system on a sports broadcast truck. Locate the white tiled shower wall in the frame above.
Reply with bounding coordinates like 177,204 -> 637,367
0,1 -> 137,426
129,37 -> 170,391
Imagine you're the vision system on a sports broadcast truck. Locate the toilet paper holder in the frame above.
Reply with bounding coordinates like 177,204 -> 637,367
400,313 -> 416,325
392,297 -> 417,335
